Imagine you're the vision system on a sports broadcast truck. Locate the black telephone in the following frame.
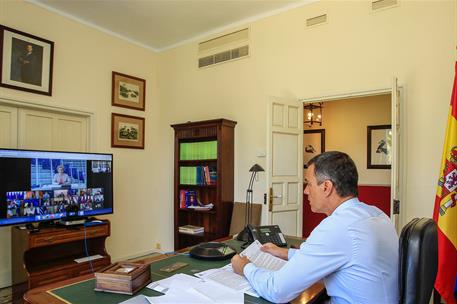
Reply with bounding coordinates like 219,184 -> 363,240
246,224 -> 287,247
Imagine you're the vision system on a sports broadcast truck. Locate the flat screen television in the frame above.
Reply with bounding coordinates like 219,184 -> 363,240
0,149 -> 113,227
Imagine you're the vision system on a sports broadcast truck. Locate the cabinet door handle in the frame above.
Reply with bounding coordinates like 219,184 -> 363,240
44,237 -> 55,242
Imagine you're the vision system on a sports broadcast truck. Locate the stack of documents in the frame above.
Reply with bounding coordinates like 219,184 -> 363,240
139,240 -> 287,304
145,273 -> 244,303
178,225 -> 204,234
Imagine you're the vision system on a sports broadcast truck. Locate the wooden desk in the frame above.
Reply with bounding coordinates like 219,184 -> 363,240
24,239 -> 326,304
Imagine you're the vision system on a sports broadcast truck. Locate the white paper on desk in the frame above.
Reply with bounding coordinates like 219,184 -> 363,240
195,264 -> 259,298
192,280 -> 244,303
240,240 -> 287,271
119,294 -> 150,304
145,288 -> 212,304
146,273 -> 202,293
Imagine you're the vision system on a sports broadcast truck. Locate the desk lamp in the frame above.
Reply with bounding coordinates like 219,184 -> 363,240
236,163 -> 264,242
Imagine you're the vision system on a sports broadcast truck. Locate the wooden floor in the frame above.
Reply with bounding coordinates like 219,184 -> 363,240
0,252 -> 162,304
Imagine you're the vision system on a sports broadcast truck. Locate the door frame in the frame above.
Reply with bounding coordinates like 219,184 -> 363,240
299,86 -> 405,229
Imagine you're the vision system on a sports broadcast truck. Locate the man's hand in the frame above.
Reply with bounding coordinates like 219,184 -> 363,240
261,242 -> 289,260
231,254 -> 251,276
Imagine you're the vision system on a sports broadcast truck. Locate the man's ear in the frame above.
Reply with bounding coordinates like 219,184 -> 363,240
322,180 -> 334,196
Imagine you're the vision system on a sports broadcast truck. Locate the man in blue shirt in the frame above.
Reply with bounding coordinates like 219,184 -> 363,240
232,151 -> 399,303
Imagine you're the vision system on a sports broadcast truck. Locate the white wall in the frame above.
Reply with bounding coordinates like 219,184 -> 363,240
156,0 -> 456,236
0,0 -> 160,287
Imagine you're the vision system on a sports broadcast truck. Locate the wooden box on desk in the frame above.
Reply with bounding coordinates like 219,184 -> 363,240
94,262 -> 151,295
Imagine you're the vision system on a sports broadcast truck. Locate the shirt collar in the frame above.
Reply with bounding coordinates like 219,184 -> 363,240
332,197 -> 360,214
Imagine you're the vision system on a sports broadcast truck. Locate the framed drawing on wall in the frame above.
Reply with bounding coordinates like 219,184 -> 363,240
367,124 -> 392,169
111,113 -> 145,149
0,25 -> 54,95
303,129 -> 325,168
112,71 -> 146,111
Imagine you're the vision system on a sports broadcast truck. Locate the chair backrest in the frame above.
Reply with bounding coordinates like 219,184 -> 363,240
399,218 -> 438,304
229,202 -> 262,236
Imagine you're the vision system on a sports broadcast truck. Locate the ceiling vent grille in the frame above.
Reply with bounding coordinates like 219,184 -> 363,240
198,28 -> 249,68
306,14 -> 328,27
372,0 -> 398,11
199,45 -> 249,68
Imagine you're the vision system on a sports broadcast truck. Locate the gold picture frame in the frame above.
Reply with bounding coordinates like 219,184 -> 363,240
111,113 -> 145,149
111,71 -> 145,111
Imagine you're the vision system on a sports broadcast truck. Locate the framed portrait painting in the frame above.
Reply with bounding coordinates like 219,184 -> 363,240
303,129 -> 325,168
367,125 -> 392,169
0,25 -> 54,95
111,113 -> 145,149
112,71 -> 146,111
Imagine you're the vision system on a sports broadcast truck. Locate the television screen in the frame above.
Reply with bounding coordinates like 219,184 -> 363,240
0,149 -> 113,226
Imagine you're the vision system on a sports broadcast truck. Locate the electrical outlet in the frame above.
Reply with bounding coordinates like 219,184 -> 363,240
155,243 -> 161,250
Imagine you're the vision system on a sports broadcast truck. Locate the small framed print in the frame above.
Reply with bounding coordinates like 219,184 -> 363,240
304,129 -> 325,168
112,71 -> 146,111
111,113 -> 145,149
0,25 -> 54,95
367,125 -> 392,169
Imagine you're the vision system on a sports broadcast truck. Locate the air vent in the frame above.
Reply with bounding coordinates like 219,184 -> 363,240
199,28 -> 248,52
198,28 -> 249,68
372,0 -> 398,11
306,14 -> 328,27
198,46 -> 249,68
199,56 -> 214,68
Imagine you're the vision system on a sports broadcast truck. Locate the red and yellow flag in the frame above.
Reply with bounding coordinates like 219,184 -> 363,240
433,62 -> 457,304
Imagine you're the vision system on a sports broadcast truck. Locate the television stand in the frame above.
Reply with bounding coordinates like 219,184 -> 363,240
57,218 -> 86,226
12,219 -> 111,293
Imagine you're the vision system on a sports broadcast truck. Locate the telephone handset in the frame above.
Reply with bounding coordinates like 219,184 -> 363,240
246,224 -> 287,247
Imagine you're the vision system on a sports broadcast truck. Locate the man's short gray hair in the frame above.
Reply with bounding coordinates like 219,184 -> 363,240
307,151 -> 358,197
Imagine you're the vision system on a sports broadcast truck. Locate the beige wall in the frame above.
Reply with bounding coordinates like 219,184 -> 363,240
305,95 -> 391,185
157,0 -> 455,238
0,1 -> 160,287
0,0 -> 455,289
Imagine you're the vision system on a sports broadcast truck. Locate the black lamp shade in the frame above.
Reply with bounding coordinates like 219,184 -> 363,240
249,164 -> 264,172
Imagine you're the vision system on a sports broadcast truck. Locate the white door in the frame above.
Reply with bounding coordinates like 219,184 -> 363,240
0,104 -> 17,288
0,105 -> 17,149
390,78 -> 401,230
18,109 -> 88,151
266,97 -> 303,236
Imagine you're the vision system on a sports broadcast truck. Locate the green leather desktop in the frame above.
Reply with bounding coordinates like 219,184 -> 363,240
24,238 -> 324,304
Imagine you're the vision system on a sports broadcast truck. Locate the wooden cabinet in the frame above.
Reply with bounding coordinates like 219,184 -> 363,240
11,221 -> 111,291
171,119 -> 236,250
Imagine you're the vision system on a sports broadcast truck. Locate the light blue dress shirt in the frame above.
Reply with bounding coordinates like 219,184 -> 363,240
243,198 -> 399,304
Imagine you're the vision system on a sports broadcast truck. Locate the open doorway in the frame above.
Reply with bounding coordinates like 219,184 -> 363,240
302,94 -> 393,237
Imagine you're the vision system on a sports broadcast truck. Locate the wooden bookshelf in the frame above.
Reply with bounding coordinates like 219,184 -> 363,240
171,119 -> 236,249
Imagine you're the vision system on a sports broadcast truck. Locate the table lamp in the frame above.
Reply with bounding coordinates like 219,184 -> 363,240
236,163 -> 264,242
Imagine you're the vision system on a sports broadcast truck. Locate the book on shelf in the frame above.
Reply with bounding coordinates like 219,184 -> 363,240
179,225 -> 204,234
179,165 -> 216,185
187,203 -> 214,211
179,141 -> 217,160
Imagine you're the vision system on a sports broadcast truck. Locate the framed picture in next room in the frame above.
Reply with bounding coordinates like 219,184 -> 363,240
111,113 -> 145,149
303,129 -> 325,168
112,71 -> 146,111
367,124 -> 392,169
0,25 -> 54,95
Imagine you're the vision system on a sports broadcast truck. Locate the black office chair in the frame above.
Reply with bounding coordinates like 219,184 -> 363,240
399,217 -> 438,304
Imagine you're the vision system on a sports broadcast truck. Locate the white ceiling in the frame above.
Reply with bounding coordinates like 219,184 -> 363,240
30,0 -> 313,52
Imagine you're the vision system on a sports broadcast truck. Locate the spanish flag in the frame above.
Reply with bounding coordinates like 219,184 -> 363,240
433,62 -> 457,304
